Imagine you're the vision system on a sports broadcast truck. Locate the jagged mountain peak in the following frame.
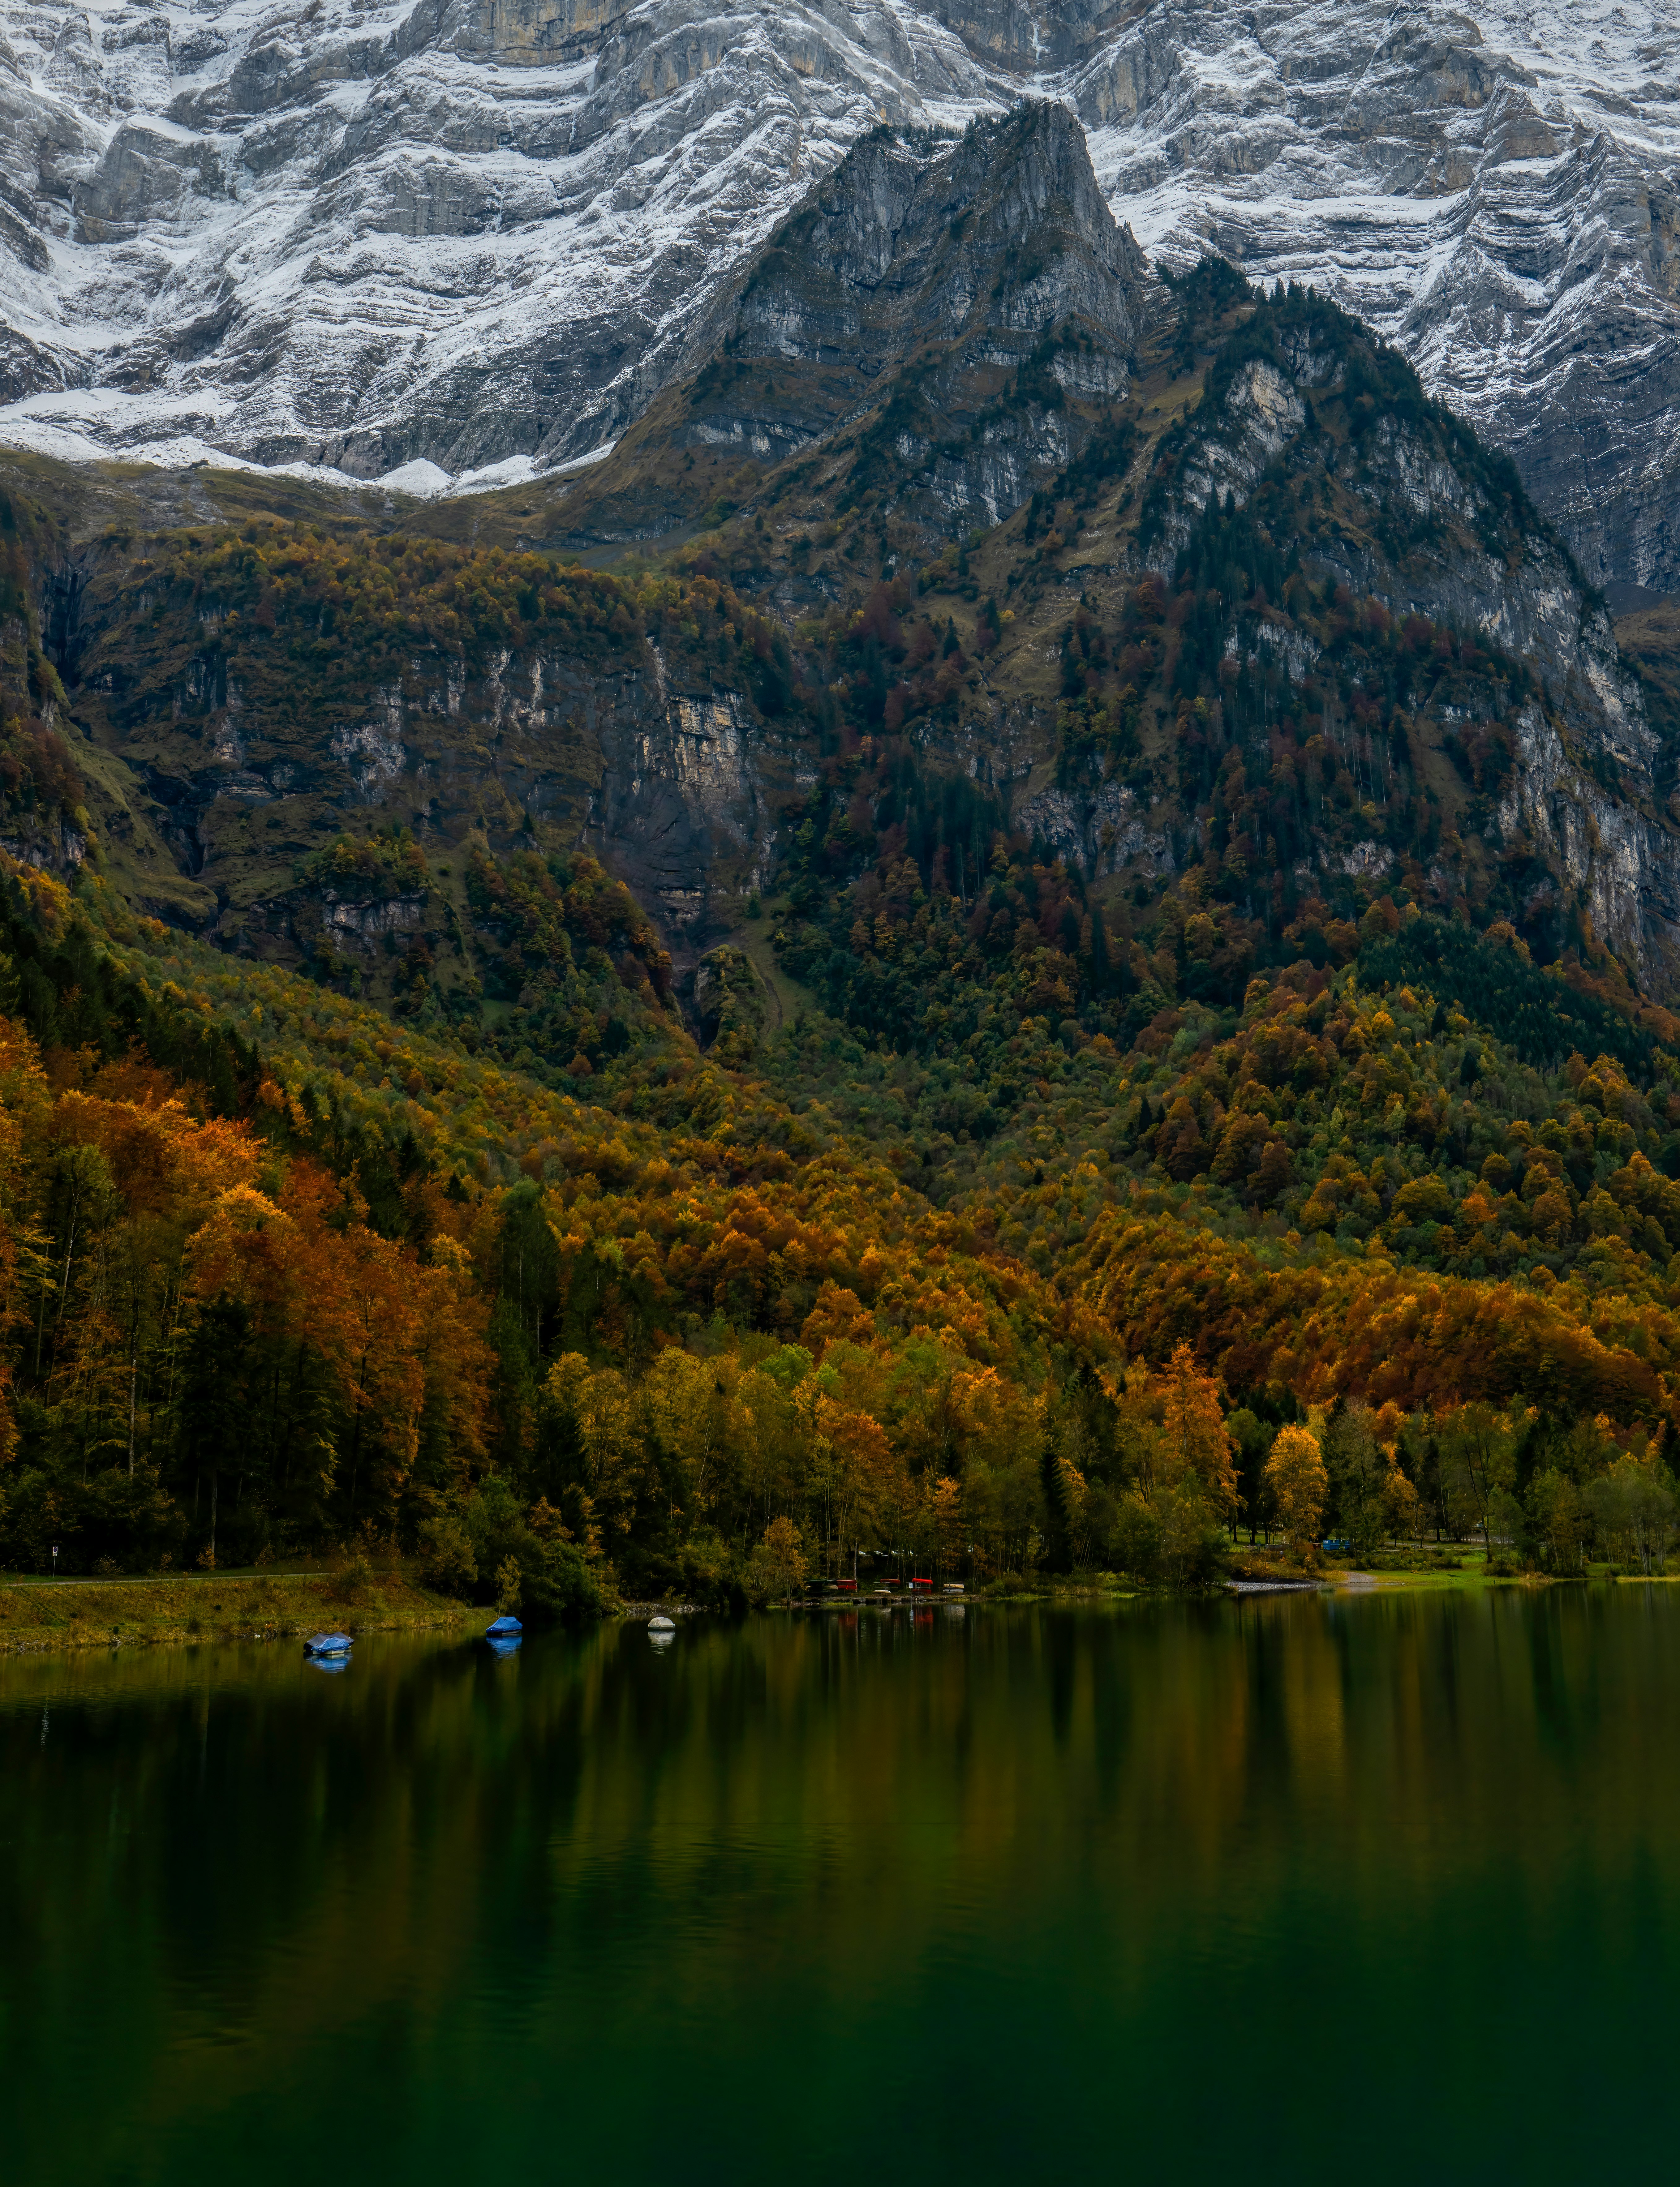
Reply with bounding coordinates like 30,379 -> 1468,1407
736,103 -> 1141,356
550,102 -> 1147,546
1102,275 -> 1677,986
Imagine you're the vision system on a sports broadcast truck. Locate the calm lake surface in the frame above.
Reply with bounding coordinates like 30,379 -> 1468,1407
3,1589 -> 1678,2183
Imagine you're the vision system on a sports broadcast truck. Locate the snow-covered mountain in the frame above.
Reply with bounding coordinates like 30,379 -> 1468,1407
1068,0 -> 1680,597
2,0 -> 1677,589
0,0 -> 999,487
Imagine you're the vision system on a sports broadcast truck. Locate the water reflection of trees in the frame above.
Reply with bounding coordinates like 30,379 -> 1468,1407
5,1594 -> 1680,2178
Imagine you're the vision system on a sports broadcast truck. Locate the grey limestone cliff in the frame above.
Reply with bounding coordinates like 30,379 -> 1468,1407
2,0 -> 1678,595
623,102 -> 1150,538
1136,297 -> 1680,989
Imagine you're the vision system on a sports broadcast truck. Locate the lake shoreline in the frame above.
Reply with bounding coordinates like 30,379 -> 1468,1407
0,1572 -> 488,1652
5,1562 -> 1657,1653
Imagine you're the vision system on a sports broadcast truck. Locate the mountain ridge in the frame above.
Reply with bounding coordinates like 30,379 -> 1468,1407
3,0 -> 1678,593
2,100 -> 1678,1057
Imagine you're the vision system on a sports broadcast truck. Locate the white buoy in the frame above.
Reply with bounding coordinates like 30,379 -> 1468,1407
649,1614 -> 675,1632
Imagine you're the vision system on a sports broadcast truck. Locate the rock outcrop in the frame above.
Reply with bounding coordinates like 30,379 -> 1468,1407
51,547 -> 789,969
559,103 -> 1149,543
1136,289 -> 1680,988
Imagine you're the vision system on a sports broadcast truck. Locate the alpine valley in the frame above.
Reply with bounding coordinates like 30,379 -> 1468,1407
2,1 -> 1680,1601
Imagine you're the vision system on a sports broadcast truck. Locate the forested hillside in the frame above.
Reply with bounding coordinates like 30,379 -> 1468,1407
0,845 -> 1675,1603
4,243 -> 1680,1600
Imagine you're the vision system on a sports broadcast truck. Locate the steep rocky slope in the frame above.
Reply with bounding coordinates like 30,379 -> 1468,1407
4,110 -> 1680,1048
1069,0 -> 1680,594
1,0 -> 1677,592
551,103 -> 1149,547
638,250 -> 1680,996
0,495 -> 811,1086
0,0 -> 995,480
1073,278 -> 1680,990
54,527 -> 796,954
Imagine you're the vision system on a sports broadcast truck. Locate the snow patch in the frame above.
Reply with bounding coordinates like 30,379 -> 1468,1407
379,460 -> 453,499
549,442 -> 618,478
446,454 -> 540,495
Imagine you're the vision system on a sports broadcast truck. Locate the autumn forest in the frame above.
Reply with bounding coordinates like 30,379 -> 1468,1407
6,265 -> 1680,1609
0,816 -> 1675,1613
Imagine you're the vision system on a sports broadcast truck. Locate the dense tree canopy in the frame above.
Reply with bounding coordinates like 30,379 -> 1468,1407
0,840 -> 1676,1603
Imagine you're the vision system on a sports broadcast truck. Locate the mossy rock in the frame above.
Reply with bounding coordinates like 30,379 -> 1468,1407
693,944 -> 766,1061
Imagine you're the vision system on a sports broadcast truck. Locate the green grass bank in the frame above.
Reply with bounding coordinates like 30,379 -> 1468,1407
0,1570 -> 487,1651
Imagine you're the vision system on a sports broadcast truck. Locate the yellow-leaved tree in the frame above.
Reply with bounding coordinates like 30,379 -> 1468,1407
1159,1341 -> 1239,1521
1107,1342 -> 1237,1520
1381,1455 -> 1421,1546
747,1515 -> 808,1605
1264,1422 -> 1328,1553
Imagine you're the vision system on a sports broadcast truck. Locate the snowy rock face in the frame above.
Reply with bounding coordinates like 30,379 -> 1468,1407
2,0 -> 1678,590
1069,0 -> 1680,593
0,0 -> 997,479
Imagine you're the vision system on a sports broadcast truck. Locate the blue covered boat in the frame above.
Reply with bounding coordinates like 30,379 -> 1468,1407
303,1631 -> 352,1658
485,1615 -> 522,1638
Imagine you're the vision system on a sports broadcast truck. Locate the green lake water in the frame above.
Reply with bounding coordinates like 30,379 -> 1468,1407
3,1588 -> 1678,2183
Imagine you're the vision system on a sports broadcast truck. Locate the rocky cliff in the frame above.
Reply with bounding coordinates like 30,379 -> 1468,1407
552,102 -> 1148,546
19,521 -> 796,1028
1121,282 -> 1680,988
1,2 -> 1677,594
